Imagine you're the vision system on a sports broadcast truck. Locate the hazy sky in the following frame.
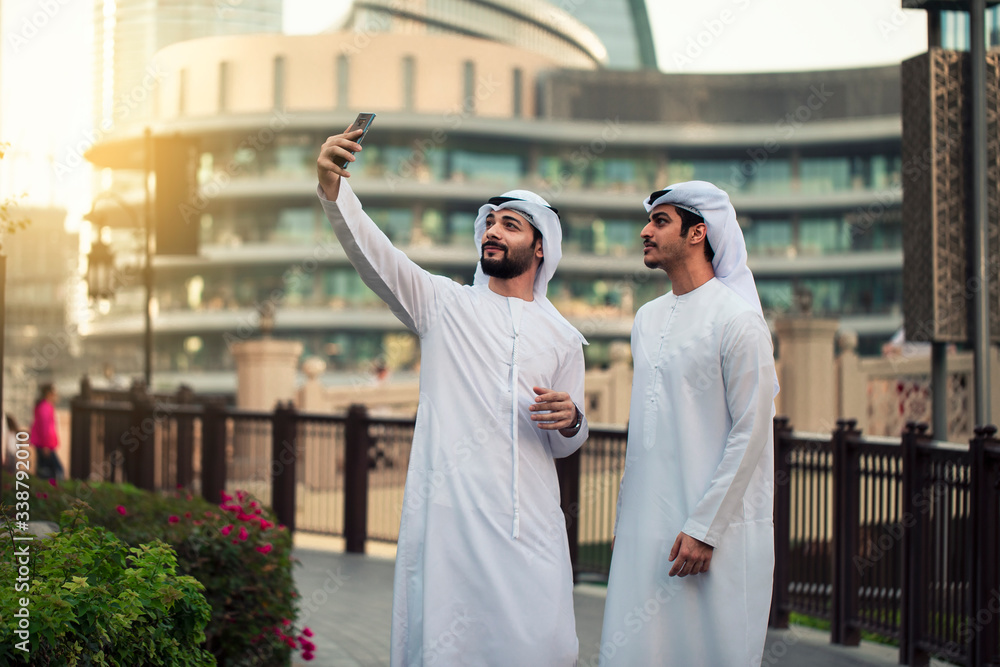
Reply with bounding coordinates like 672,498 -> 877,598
284,0 -> 929,72
0,0 -> 929,219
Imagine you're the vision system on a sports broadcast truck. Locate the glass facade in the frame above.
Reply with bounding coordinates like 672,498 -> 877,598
92,126 -> 906,378
938,7 -> 1000,50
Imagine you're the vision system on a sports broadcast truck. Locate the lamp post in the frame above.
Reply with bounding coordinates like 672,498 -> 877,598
84,190 -> 152,389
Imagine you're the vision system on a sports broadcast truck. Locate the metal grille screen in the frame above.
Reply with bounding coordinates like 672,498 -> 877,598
901,48 -> 1000,343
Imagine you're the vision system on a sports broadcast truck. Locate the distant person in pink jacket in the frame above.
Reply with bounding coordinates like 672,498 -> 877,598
30,384 -> 63,481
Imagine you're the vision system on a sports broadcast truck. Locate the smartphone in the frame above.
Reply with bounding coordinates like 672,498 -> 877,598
334,112 -> 376,168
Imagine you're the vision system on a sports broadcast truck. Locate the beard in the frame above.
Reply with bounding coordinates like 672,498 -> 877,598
480,241 -> 536,280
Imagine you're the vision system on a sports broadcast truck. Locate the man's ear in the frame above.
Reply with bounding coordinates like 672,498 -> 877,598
689,222 -> 708,246
535,237 -> 544,259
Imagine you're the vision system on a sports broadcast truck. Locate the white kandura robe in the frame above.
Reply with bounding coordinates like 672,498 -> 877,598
318,181 -> 588,667
600,278 -> 776,667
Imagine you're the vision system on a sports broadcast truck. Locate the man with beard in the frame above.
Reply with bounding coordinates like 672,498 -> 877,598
316,128 -> 589,667
599,182 -> 778,666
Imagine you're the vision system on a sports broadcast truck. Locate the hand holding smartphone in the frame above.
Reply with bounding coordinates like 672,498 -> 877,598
334,112 -> 376,169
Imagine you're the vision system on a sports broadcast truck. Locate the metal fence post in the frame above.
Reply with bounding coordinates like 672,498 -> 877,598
69,376 -> 93,480
969,424 -> 999,667
201,401 -> 228,505
901,421 -> 927,666
770,416 -> 793,629
128,385 -> 156,491
832,418 -> 862,646
556,449 -> 581,581
271,402 -> 297,533
344,404 -> 370,554
175,385 -> 195,490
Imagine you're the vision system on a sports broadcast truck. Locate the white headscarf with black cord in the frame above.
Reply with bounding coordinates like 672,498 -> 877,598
644,180 -> 778,396
473,189 -> 587,345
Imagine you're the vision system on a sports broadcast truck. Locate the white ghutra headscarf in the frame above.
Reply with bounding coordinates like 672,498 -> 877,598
473,190 -> 587,344
644,181 -> 765,321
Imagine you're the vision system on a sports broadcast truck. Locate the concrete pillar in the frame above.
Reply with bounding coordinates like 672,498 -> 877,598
835,330 -> 868,433
298,356 -> 328,413
231,339 -> 303,411
775,318 -> 840,433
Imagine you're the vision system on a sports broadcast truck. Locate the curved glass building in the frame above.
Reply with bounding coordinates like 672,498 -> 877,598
82,10 -> 904,392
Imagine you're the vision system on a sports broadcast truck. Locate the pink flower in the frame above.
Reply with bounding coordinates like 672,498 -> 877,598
302,627 -> 313,638
221,525 -> 233,536
35,492 -> 48,499
254,508 -> 263,515
250,500 -> 258,508
184,512 -> 191,519
302,652 -> 314,661
239,526 -> 249,541
237,512 -> 254,522
259,519 -> 273,530
284,636 -> 297,649
193,520 -> 203,526
220,491 -> 233,502
168,515 -> 180,524
48,478 -> 57,487
282,619 -> 291,626
232,539 -> 238,545
256,544 -> 273,554
116,505 -> 127,516
299,638 -> 316,651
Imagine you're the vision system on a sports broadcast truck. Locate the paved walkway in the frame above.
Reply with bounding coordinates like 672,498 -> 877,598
290,535 -> 905,667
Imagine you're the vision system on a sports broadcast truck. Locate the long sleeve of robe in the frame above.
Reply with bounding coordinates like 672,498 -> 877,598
599,277 -> 776,667
318,180 -> 587,667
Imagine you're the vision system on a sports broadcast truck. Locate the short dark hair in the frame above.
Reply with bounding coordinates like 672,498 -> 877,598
677,208 -> 714,263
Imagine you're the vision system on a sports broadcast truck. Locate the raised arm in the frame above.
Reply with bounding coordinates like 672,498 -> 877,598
681,312 -> 775,548
317,130 -> 453,336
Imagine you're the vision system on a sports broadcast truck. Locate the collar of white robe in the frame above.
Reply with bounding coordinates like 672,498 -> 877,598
473,190 -> 587,344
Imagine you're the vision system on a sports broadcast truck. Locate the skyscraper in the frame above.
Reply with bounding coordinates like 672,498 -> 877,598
92,0 -> 283,134
560,0 -> 657,69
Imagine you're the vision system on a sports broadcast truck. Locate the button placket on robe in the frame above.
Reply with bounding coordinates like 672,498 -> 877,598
644,297 -> 678,449
508,298 -> 524,539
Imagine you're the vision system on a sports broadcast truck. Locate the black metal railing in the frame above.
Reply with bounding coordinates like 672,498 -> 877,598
770,418 -> 1000,667
69,375 -> 1000,666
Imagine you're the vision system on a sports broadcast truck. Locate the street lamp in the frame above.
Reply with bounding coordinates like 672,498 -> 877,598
85,236 -> 115,301
83,191 -> 152,389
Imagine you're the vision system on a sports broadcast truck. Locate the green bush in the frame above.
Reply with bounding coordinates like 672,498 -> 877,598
1,475 -> 317,665
0,506 -> 214,666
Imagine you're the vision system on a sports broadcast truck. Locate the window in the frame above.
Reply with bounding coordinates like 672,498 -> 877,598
799,157 -> 851,193
273,56 -> 285,111
799,216 -> 851,255
178,68 -> 187,116
402,56 -> 415,111
512,67 -> 523,118
273,208 -> 316,243
742,218 -> 792,257
337,55 -> 350,109
463,60 -> 475,115
218,61 -> 229,112
450,150 -> 522,187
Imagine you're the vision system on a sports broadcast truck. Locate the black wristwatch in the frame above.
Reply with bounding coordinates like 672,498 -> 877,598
569,407 -> 582,431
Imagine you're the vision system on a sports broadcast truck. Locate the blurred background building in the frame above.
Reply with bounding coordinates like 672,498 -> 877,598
68,0 -> 997,395
2,206 -> 79,421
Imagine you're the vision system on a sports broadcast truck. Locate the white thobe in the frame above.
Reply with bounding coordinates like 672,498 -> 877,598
318,181 -> 588,667
600,278 -> 776,666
